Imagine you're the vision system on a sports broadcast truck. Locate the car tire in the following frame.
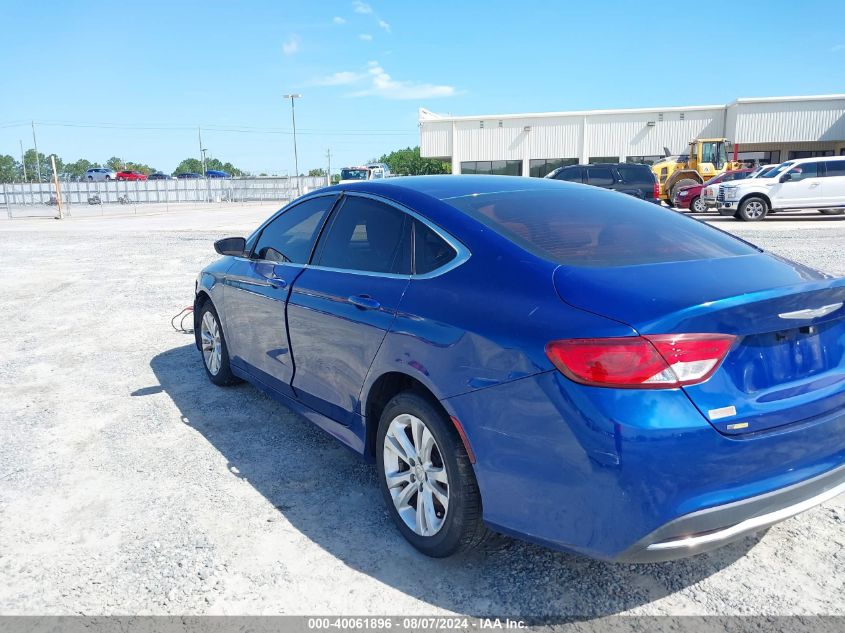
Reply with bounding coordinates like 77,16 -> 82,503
671,179 -> 698,202
376,391 -> 491,557
737,196 -> 768,222
819,209 -> 844,215
691,196 -> 707,213
105,176 -> 111,181
197,302 -> 239,386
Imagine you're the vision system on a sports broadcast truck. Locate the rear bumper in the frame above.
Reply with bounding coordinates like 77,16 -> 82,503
443,371 -> 845,562
618,462 -> 845,562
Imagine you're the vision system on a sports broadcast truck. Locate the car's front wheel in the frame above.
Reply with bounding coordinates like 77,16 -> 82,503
691,196 -> 707,213
376,391 -> 490,557
198,302 -> 239,386
819,208 -> 844,215
737,196 -> 768,221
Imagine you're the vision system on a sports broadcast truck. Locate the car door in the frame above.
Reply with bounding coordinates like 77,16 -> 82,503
822,160 -> 845,206
222,194 -> 338,396
776,161 -> 823,208
286,194 -> 412,425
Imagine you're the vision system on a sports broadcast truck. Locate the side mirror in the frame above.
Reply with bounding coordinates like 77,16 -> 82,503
214,236 -> 246,256
779,173 -> 792,183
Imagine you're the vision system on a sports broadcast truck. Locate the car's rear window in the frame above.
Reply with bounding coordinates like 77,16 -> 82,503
616,164 -> 655,185
445,187 -> 758,268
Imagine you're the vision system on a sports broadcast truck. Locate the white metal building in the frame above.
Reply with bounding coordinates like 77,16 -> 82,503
419,94 -> 845,177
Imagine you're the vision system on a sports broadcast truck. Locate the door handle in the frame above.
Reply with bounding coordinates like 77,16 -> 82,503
348,295 -> 381,310
268,277 -> 287,289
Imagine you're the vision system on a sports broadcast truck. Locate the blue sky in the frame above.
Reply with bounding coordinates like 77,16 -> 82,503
1,0 -> 843,175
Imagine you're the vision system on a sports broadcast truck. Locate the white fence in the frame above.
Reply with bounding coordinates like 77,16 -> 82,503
0,176 -> 328,207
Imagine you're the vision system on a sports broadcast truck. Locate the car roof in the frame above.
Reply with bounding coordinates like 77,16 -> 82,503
320,174 -> 586,202
789,155 -> 845,164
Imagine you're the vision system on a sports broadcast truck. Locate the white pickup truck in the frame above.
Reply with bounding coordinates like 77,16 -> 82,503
339,163 -> 392,184
716,156 -> 845,221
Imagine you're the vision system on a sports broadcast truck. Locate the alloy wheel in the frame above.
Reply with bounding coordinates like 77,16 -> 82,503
382,413 -> 449,537
745,200 -> 765,219
692,197 -> 707,213
200,311 -> 222,376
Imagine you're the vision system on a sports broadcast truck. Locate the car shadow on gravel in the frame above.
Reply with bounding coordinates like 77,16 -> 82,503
151,344 -> 762,618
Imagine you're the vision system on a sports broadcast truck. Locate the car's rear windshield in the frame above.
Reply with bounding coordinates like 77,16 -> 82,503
616,164 -> 654,185
444,187 -> 758,268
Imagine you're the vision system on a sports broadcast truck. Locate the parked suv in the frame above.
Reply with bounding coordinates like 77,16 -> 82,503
717,157 -> 845,221
85,168 -> 117,182
546,163 -> 659,202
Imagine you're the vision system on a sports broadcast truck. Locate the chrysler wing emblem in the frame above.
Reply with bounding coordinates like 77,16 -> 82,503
778,302 -> 843,320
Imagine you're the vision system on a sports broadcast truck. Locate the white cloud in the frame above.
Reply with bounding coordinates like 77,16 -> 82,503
350,61 -> 456,100
311,71 -> 365,86
282,35 -> 300,55
332,16 -> 346,24
377,19 -> 391,33
359,33 -> 373,41
353,1 -> 372,13
831,43 -> 845,52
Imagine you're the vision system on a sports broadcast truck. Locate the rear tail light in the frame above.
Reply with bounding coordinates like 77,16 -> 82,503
653,181 -> 660,200
545,334 -> 736,389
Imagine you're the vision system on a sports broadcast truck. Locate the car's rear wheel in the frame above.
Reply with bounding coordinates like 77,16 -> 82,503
737,197 -> 768,222
691,196 -> 707,213
376,392 -> 490,557
198,302 -> 238,386
819,208 -> 844,215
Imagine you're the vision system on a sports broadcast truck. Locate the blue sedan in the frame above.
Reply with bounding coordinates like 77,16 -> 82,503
194,176 -> 845,561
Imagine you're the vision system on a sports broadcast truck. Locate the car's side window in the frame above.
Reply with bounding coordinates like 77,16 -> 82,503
823,161 -> 845,178
788,163 -> 818,181
414,220 -> 457,275
586,166 -> 615,187
315,196 -> 412,274
252,195 -> 337,263
554,166 -> 582,183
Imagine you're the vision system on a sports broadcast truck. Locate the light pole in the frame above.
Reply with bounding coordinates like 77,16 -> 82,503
283,93 -> 301,196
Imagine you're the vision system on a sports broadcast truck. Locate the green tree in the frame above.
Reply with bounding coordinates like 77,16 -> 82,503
173,158 -> 203,175
22,148 -> 58,182
105,156 -> 124,171
377,146 -> 450,176
308,168 -> 327,177
0,154 -> 20,183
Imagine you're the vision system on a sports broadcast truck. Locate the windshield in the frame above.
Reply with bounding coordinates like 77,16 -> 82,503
341,169 -> 369,180
760,162 -> 793,178
446,188 -> 757,268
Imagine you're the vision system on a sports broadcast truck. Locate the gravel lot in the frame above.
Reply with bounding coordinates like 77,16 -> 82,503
1,206 -> 844,617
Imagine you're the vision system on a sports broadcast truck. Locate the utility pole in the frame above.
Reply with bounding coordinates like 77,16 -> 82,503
198,127 -> 207,175
326,148 -> 332,187
31,121 -> 42,182
282,94 -> 301,196
19,140 -> 26,182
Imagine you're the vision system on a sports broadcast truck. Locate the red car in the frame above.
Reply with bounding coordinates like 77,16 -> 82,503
115,170 -> 148,181
672,169 -> 753,212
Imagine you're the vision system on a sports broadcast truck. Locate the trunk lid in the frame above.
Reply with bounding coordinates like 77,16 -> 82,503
554,254 -> 845,435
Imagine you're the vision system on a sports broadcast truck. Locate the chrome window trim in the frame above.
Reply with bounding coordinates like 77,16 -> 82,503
306,191 -> 471,280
